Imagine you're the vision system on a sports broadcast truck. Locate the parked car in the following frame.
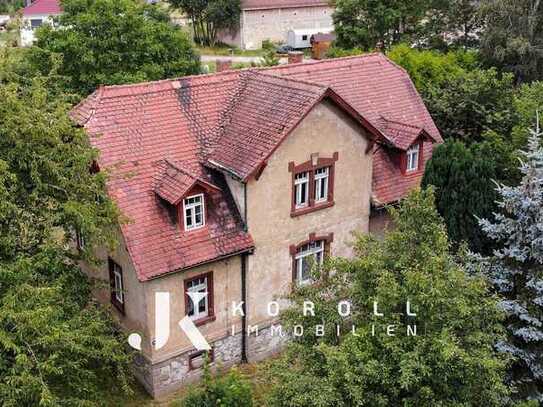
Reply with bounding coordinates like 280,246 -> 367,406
276,44 -> 294,54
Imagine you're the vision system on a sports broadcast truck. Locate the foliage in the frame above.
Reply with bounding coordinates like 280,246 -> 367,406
169,0 -> 241,47
260,49 -> 280,66
512,81 -> 543,148
325,46 -> 364,58
479,0 -> 543,83
265,189 -> 509,406
388,45 -> 516,142
475,119 -> 543,402
422,137 -> 519,253
0,0 -> 22,14
32,0 -> 200,96
0,49 -> 132,405
333,0 -> 431,50
178,362 -> 253,407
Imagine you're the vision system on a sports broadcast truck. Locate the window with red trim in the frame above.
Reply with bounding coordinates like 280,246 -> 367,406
289,153 -> 337,216
108,258 -> 125,314
184,272 -> 215,326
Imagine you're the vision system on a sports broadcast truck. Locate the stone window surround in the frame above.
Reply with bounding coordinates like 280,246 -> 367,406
183,271 -> 216,327
288,152 -> 338,217
108,257 -> 125,315
289,232 -> 334,283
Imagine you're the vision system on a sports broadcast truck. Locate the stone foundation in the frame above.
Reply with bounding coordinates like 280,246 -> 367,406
136,323 -> 289,398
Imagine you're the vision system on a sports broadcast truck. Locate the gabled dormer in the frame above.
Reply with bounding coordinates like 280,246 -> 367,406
154,160 -> 221,232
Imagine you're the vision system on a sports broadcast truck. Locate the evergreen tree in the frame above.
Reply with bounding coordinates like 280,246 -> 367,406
477,118 -> 543,402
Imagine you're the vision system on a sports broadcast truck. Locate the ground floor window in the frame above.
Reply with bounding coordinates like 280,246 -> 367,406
108,258 -> 125,314
184,272 -> 215,325
293,239 -> 327,285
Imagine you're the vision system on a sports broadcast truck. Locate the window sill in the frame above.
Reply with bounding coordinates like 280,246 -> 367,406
291,201 -> 334,218
192,315 -> 216,327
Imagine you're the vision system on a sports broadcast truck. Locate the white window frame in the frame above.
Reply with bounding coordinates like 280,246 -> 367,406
30,19 -> 43,30
294,171 -> 309,208
406,144 -> 420,172
183,193 -> 205,231
186,276 -> 209,320
113,263 -> 124,304
314,167 -> 329,203
295,240 -> 324,285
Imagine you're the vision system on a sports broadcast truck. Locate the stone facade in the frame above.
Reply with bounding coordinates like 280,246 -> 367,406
218,5 -> 334,50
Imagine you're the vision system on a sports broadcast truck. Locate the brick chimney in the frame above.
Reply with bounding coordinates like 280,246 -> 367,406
287,51 -> 304,64
216,59 -> 232,72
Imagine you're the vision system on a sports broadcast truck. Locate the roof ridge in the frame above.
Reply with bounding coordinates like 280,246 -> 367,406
262,52 -> 390,72
255,70 -> 328,91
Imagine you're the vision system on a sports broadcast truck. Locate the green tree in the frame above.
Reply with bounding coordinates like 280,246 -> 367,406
479,0 -> 543,83
422,138 -> 518,253
333,0 -> 432,50
0,0 -> 22,14
388,45 -> 517,142
32,0 -> 200,96
512,81 -> 543,147
265,189 -> 509,406
168,0 -> 241,46
0,48 -> 132,405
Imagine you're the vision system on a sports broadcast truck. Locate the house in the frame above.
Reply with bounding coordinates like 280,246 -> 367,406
71,53 -> 441,397
20,0 -> 61,46
217,0 -> 334,50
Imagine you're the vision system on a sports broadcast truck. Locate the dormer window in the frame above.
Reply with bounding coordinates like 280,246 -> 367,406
406,144 -> 420,172
183,194 -> 205,231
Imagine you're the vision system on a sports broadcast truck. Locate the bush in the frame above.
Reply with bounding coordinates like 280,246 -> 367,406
177,363 -> 253,407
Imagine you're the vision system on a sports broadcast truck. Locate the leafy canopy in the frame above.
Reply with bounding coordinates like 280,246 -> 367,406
32,0 -> 200,96
265,189 -> 509,407
0,47 -> 131,405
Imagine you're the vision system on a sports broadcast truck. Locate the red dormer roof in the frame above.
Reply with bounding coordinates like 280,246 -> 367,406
72,53 -> 441,280
23,0 -> 61,16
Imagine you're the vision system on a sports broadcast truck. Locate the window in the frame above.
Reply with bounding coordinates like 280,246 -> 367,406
406,144 -> 420,172
295,240 -> 324,285
302,34 -> 308,41
294,171 -> 309,208
314,167 -> 329,203
108,259 -> 125,314
76,229 -> 86,250
184,272 -> 215,326
183,194 -> 205,231
30,19 -> 42,29
290,153 -> 337,216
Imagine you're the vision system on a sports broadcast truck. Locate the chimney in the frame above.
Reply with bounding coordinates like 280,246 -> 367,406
216,59 -> 232,72
287,51 -> 304,64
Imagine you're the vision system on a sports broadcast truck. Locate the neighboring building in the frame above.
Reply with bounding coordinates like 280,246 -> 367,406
71,53 -> 441,397
218,0 -> 334,50
20,0 -> 61,46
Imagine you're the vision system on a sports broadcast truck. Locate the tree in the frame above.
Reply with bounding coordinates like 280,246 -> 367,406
388,45 -> 517,142
512,81 -> 543,148
476,119 -> 543,403
422,138 -> 518,253
265,189 -> 509,406
479,0 -> 543,83
333,0 -> 432,50
168,0 -> 241,47
0,0 -> 22,14
0,48 -> 132,405
32,0 -> 200,96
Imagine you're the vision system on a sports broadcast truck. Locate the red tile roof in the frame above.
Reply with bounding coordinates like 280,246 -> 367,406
208,71 -> 384,181
266,53 -> 442,204
241,0 -> 329,10
376,117 -> 437,151
154,159 -> 220,205
72,53 -> 440,280
23,0 -> 61,15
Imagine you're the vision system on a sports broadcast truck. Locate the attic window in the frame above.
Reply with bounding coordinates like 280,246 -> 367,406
406,144 -> 420,172
183,194 -> 205,231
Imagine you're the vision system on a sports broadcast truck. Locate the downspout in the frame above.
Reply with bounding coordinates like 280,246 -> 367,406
241,182 -> 248,363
